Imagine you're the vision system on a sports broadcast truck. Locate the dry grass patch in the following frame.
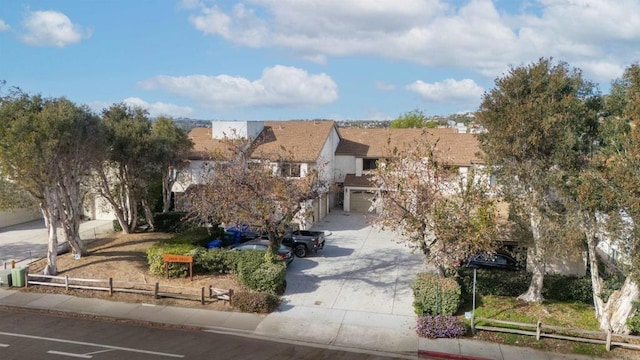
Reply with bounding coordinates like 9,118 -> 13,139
23,232 -> 247,311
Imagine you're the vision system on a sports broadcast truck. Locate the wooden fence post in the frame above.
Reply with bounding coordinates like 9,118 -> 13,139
154,282 -> 159,299
606,329 -> 612,351
200,287 -> 205,305
228,289 -> 234,306
536,321 -> 541,341
65,275 -> 69,291
108,278 -> 113,296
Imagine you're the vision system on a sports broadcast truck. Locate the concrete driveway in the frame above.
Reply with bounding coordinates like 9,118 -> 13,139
282,211 -> 426,316
0,219 -> 114,268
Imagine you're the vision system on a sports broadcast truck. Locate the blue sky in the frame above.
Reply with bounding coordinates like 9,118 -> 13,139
1,1 -> 640,121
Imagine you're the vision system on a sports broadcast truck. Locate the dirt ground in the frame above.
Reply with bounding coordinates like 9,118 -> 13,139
22,232 -> 246,311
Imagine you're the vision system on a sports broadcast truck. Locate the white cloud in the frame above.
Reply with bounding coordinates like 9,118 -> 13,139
138,65 -> 338,110
375,81 -> 395,91
20,10 -> 90,47
122,97 -> 195,118
0,19 -> 10,32
184,0 -> 640,82
406,78 -> 484,104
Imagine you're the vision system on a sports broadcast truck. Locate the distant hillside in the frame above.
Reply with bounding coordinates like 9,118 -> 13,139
167,113 -> 476,132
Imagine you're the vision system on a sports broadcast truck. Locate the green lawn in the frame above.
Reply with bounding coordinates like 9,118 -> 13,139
464,295 -> 621,358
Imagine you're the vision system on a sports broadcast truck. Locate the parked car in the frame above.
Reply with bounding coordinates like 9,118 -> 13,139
229,239 -> 294,266
466,252 -> 520,271
281,230 -> 326,258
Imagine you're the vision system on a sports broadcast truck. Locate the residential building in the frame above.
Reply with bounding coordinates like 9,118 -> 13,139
334,127 -> 483,213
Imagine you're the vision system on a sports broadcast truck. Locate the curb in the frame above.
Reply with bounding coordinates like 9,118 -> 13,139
418,350 -> 491,360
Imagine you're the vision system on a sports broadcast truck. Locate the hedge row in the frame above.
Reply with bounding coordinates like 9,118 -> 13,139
456,268 -> 616,305
146,230 -> 286,308
412,272 -> 461,316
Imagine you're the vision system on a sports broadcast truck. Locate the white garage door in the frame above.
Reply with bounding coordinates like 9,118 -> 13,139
350,191 -> 376,213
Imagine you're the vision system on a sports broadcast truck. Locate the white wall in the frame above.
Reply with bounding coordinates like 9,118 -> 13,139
172,160 -> 214,193
0,208 -> 41,228
211,121 -> 264,139
334,155 -> 354,183
317,126 -> 340,183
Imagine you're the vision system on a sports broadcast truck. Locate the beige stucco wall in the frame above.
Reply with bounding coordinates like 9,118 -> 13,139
526,249 -> 587,276
0,208 -> 41,228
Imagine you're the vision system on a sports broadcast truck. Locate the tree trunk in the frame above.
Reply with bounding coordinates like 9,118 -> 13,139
162,167 -> 175,213
41,190 -> 60,276
584,215 -> 610,330
518,204 -> 545,303
603,277 -> 640,334
141,198 -> 155,231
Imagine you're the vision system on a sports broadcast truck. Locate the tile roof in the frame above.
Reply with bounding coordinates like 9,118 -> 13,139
336,128 -> 482,166
249,120 -> 336,162
186,127 -> 239,160
344,174 -> 374,187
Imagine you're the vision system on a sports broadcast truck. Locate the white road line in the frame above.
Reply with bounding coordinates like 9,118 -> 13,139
0,343 -> 9,347
0,332 -> 184,358
47,350 -> 92,358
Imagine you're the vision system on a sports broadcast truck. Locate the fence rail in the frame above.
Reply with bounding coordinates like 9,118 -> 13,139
472,316 -> 640,352
25,271 -> 233,305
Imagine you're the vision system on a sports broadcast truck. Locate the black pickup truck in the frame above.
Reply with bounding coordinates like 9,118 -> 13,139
281,230 -> 326,258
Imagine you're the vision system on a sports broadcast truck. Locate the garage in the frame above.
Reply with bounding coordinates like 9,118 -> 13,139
349,190 -> 376,213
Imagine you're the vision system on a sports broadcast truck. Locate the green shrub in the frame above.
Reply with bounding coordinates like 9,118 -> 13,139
146,243 -> 200,276
236,253 -> 286,293
145,229 -> 211,275
412,272 -> 461,316
113,220 -> 122,232
232,291 -> 280,313
628,304 -> 640,335
458,269 -> 595,304
153,212 -> 189,233
458,268 -> 530,303
543,275 -> 593,304
194,248 -> 241,274
166,227 -> 214,246
416,315 -> 467,338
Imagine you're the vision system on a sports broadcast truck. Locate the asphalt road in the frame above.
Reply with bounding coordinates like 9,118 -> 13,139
0,308 -> 401,360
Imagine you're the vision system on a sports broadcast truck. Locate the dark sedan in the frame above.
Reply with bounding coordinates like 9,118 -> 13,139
467,252 -> 520,271
230,239 -> 294,266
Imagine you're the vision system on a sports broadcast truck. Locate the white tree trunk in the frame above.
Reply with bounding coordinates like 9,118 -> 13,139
518,204 -> 545,303
604,277 -> 640,334
162,167 -> 175,213
42,189 -> 60,276
141,198 -> 155,231
582,213 -> 612,331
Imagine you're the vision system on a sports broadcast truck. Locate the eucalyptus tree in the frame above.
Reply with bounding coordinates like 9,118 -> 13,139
0,89 -> 104,274
94,104 -> 157,233
476,58 -> 599,302
150,117 -> 193,213
578,64 -> 640,333
369,132 -> 500,277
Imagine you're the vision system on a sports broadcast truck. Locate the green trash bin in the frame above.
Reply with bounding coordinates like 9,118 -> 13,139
11,267 -> 26,288
0,269 -> 11,287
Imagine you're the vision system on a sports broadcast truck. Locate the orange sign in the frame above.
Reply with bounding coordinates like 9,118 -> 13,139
163,254 -> 193,263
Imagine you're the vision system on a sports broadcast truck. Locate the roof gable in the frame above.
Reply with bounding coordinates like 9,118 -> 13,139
250,120 -> 337,162
336,127 -> 482,166
186,127 -> 239,160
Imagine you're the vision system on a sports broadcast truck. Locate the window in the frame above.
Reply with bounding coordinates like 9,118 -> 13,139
280,163 -> 301,177
363,158 -> 378,170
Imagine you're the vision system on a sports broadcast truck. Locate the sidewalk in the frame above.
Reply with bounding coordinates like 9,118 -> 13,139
0,287 -> 603,360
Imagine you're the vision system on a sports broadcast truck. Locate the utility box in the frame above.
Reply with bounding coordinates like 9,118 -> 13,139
11,267 -> 27,288
0,269 -> 11,287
